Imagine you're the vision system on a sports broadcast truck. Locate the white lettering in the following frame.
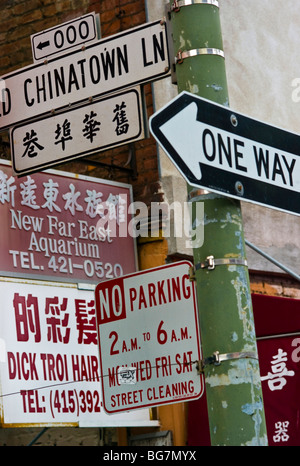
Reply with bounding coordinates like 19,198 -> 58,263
10,209 -> 44,232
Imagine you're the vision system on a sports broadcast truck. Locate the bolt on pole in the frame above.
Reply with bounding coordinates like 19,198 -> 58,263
168,0 -> 268,445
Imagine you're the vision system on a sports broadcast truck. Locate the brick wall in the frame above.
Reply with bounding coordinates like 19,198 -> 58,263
250,271 -> 300,299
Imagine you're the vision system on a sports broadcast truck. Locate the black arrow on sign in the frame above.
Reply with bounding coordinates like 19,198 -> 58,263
37,40 -> 50,50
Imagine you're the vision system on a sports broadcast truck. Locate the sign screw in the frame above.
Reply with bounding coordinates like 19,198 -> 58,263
230,114 -> 238,127
235,181 -> 244,195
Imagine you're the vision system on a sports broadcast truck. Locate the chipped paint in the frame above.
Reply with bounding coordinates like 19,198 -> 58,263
245,433 -> 268,446
206,83 -> 223,92
242,400 -> 263,415
230,267 -> 256,347
205,360 -> 261,388
188,83 -> 200,94
231,332 -> 238,342
179,32 -> 186,50
220,212 -> 242,230
203,213 -> 218,226
242,400 -> 268,446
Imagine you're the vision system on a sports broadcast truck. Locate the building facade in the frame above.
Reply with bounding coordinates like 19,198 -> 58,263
0,0 -> 299,446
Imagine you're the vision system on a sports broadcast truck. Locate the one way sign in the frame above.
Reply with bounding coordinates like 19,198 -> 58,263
149,91 -> 300,216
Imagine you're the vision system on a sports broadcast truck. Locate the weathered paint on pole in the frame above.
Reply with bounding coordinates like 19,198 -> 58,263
169,1 -> 268,445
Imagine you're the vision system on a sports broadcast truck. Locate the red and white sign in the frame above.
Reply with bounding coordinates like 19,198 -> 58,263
0,279 -> 153,426
0,160 -> 137,283
187,294 -> 300,447
258,336 -> 300,445
95,261 -> 203,414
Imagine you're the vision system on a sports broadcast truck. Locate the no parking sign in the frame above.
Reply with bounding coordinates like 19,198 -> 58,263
95,261 -> 204,414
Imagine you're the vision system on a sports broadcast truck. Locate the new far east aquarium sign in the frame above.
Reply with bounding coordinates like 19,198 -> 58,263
150,91 -> 300,216
0,160 -> 137,284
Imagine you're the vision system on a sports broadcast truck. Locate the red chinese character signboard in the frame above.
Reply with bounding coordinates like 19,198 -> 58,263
187,294 -> 300,446
0,160 -> 137,283
253,293 -> 300,446
258,336 -> 300,445
0,279 -> 153,426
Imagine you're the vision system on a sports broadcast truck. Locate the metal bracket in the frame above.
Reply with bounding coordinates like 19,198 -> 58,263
198,255 -> 248,271
171,0 -> 219,12
189,256 -> 247,280
189,265 -> 196,281
198,351 -> 258,373
176,48 -> 224,64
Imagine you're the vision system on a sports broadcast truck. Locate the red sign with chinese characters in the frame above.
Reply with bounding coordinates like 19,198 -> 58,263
187,294 -> 300,446
0,160 -> 137,283
258,336 -> 300,445
253,293 -> 300,446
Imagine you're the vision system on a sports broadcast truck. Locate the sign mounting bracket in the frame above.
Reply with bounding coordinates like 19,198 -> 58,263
189,256 -> 248,280
198,351 -> 259,373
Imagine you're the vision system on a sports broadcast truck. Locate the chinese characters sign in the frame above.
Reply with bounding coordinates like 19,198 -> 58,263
0,279 -> 152,426
258,336 -> 300,446
0,20 -> 169,131
95,262 -> 203,414
0,160 -> 137,283
186,294 -> 300,446
10,88 -> 145,176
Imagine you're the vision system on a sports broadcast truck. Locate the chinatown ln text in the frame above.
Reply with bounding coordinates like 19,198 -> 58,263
0,26 -> 168,128
23,47 -> 129,107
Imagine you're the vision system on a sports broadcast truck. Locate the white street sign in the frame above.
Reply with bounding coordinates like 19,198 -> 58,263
10,87 -> 145,176
150,91 -> 300,216
31,13 -> 99,62
0,20 -> 170,131
95,261 -> 203,414
0,278 -> 154,427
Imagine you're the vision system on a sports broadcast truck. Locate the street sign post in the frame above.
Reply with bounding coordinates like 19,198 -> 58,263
150,91 -> 300,216
0,20 -> 170,131
95,261 -> 203,414
31,12 -> 99,62
10,87 -> 145,176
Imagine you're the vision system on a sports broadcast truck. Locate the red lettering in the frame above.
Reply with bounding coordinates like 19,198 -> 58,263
148,283 -> 157,307
95,280 -> 126,323
138,286 -> 147,309
40,353 -> 69,381
7,351 -> 38,380
182,274 -> 191,299
71,354 -> 99,382
157,280 -> 167,304
129,287 -> 137,311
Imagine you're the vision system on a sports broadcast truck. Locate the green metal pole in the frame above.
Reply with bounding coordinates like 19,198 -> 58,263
168,1 -> 268,445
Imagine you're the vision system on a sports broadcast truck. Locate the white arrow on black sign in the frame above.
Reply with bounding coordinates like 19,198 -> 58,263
31,13 -> 98,62
149,91 -> 300,216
